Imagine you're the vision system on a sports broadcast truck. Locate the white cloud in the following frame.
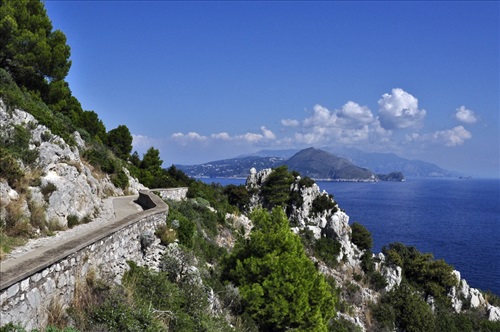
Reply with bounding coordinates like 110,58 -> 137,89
211,132 -> 231,140
337,101 -> 374,127
281,119 -> 299,127
293,103 -> 390,146
378,88 -> 426,129
434,126 -> 472,146
455,105 -> 477,124
171,132 -> 208,141
406,126 -> 472,147
261,126 -> 276,139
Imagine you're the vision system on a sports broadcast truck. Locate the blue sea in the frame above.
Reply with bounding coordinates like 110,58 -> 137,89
201,177 -> 500,295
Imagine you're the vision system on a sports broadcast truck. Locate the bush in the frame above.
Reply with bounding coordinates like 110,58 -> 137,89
66,215 -> 79,228
314,236 -> 342,267
155,225 -> 177,246
111,168 -> 129,189
0,147 -> 23,188
350,222 -> 373,251
382,243 -> 458,302
373,282 -> 435,332
311,194 -> 338,217
41,182 -> 58,201
261,165 -> 295,209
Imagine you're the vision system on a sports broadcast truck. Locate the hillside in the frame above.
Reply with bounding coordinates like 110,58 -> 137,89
328,147 -> 456,177
177,156 -> 286,178
285,147 -> 377,181
179,147 -> 398,182
1,2 -> 498,331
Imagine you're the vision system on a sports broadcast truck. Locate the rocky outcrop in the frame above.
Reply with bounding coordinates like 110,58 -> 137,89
0,100 -> 143,228
247,168 -> 361,267
243,167 -> 500,327
447,270 -> 500,321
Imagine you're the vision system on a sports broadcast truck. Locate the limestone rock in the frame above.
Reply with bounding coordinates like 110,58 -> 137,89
382,265 -> 402,292
448,270 -> 487,313
487,305 -> 500,321
123,168 -> 147,194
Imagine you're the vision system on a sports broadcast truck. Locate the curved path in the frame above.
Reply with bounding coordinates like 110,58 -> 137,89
0,195 -> 143,290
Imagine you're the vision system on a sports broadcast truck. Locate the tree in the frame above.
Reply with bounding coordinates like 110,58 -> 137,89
0,0 -> 71,93
224,184 -> 250,212
223,208 -> 336,331
141,147 -> 163,170
261,165 -> 295,209
80,110 -> 106,141
106,125 -> 132,160
350,222 -> 373,251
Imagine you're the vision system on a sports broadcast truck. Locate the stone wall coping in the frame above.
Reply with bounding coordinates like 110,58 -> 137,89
0,191 -> 168,291
150,187 -> 188,192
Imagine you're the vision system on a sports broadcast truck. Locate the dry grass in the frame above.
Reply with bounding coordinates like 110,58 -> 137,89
28,199 -> 48,233
46,296 -> 67,329
70,276 -> 95,329
5,197 -> 33,237
156,225 -> 177,246
48,217 -> 65,232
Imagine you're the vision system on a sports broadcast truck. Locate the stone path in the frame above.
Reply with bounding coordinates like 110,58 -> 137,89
0,195 -> 143,289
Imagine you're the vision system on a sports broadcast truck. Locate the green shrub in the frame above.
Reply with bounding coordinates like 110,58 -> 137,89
261,165 -> 295,209
314,236 -> 342,268
351,222 -> 373,251
311,194 -> 338,217
382,242 -> 458,302
223,184 -> 250,212
0,147 -> 23,188
373,282 -> 435,332
298,176 -> 315,188
41,182 -> 58,201
66,215 -> 79,228
111,168 -> 129,189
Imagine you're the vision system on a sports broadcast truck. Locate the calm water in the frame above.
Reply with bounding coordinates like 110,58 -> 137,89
201,177 -> 500,295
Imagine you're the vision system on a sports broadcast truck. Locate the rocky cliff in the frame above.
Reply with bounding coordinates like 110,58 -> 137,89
245,167 -> 500,330
0,99 -> 145,232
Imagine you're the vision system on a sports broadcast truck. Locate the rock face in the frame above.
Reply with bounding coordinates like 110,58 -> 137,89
244,167 -> 500,328
0,100 -> 143,228
247,167 -> 360,266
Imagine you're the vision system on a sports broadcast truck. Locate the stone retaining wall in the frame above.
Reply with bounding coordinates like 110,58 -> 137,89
0,191 -> 168,330
153,187 -> 188,202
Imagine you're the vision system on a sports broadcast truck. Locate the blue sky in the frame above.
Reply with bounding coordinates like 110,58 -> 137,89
45,1 -> 499,178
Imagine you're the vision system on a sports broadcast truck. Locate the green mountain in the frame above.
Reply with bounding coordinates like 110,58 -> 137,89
284,147 -> 377,181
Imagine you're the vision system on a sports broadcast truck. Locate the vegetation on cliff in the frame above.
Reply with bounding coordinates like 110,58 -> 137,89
1,1 -> 499,331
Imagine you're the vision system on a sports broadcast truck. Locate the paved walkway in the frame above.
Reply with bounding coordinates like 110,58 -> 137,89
0,195 -> 143,290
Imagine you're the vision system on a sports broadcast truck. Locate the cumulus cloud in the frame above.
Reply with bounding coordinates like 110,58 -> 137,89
455,106 -> 477,124
211,132 -> 231,140
281,119 -> 299,127
378,88 -> 426,129
406,126 -> 472,147
170,126 -> 276,146
171,132 -> 208,143
261,126 -> 276,139
293,103 -> 390,146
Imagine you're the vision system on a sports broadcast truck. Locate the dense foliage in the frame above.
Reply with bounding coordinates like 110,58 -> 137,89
223,208 -> 337,331
350,222 -> 373,251
382,242 -> 458,302
261,165 -> 295,209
